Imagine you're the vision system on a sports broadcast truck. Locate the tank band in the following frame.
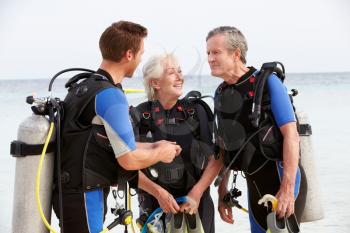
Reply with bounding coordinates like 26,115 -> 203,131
10,140 -> 55,157
299,124 -> 312,136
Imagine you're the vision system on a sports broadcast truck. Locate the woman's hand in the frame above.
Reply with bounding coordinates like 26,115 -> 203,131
180,187 -> 202,214
156,187 -> 180,214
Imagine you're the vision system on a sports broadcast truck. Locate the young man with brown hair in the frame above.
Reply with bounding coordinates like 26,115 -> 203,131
53,21 -> 181,233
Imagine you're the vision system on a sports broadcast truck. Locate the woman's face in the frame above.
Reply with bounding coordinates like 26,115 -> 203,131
154,59 -> 184,100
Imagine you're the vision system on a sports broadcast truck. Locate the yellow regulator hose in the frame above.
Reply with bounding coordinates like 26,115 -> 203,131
36,122 -> 57,233
128,188 -> 136,233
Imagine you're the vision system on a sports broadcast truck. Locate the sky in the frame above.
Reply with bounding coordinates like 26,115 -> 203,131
0,0 -> 349,80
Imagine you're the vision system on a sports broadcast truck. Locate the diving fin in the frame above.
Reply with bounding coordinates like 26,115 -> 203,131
266,212 -> 289,233
167,213 -> 187,233
286,214 -> 300,233
185,212 -> 204,233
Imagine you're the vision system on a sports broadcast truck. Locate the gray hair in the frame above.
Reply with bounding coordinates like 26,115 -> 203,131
142,53 -> 179,100
206,26 -> 248,64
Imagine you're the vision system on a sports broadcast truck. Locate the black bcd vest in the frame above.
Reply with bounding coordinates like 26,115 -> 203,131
59,72 -> 137,193
132,96 -> 214,193
214,67 -> 284,173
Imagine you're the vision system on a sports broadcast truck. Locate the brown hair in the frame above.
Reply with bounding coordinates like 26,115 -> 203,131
99,21 -> 148,62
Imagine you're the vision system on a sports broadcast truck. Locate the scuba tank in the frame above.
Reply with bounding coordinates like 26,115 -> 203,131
10,68 -> 95,233
11,112 -> 55,233
11,68 -> 140,233
295,111 -> 324,222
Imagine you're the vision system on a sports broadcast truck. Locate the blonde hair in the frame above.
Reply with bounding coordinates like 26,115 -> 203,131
142,53 -> 179,100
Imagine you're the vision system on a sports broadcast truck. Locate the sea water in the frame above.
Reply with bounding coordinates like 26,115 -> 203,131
0,72 -> 349,232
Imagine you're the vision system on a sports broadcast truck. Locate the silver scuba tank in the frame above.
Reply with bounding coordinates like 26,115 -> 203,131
11,114 -> 55,233
10,68 -> 95,233
296,111 -> 324,222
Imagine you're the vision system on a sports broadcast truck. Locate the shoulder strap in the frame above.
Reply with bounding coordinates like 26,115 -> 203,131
63,72 -> 116,127
215,81 -> 228,96
129,105 -> 141,140
250,62 -> 286,128
182,91 -> 216,140
136,101 -> 153,136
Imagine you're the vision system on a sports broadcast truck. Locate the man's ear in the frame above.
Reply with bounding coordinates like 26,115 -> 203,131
151,79 -> 161,90
125,49 -> 134,61
232,48 -> 241,62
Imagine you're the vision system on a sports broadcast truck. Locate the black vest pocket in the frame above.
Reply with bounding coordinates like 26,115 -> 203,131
83,168 -> 110,190
83,125 -> 119,188
259,124 -> 283,160
93,125 -> 113,152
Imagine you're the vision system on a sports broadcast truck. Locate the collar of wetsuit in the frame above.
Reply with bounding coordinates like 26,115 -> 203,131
96,68 -> 123,89
232,66 -> 257,85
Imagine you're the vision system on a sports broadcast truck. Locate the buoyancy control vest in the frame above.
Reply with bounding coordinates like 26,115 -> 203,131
214,66 -> 285,173
131,93 -> 214,193
213,62 -> 322,222
59,72 -> 136,192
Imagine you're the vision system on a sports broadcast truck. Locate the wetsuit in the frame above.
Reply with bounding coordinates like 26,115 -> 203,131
52,69 -> 136,233
134,99 -> 216,233
214,67 -> 302,233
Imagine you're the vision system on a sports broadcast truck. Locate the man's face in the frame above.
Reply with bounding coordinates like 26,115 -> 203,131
206,34 -> 235,78
125,39 -> 145,77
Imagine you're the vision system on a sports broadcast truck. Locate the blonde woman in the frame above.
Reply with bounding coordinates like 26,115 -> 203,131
133,53 -> 223,233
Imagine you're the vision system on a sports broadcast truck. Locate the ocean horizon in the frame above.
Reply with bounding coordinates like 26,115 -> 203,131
1,72 -> 350,232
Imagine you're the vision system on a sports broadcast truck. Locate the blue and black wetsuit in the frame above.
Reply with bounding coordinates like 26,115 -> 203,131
247,74 -> 301,233
214,67 -> 302,233
53,69 -> 136,233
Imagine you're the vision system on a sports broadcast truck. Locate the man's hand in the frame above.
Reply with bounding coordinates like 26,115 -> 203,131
152,140 -> 174,147
155,141 -> 182,163
218,189 -> 234,224
275,183 -> 295,218
218,198 -> 234,224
